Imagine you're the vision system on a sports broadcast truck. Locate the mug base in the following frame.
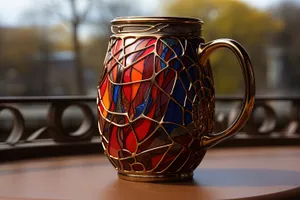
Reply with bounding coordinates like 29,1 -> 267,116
118,172 -> 193,182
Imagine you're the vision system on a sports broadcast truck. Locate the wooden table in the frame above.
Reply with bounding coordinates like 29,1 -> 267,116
0,147 -> 299,200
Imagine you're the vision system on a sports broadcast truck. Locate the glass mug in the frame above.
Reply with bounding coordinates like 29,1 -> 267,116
97,17 -> 255,182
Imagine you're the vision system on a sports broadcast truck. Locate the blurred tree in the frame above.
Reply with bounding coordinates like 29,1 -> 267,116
271,1 -> 300,91
82,0 -> 143,80
16,4 -> 74,95
0,6 -> 73,95
51,0 -> 93,94
82,35 -> 107,78
0,18 -> 3,52
0,27 -> 39,95
20,6 -> 54,95
50,24 -> 73,51
0,27 -> 39,70
167,0 -> 281,94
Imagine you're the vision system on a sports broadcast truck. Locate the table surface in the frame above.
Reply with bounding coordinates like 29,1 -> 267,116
0,147 -> 300,200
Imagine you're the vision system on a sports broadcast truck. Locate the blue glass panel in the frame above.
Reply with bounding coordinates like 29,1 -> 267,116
185,100 -> 192,111
163,123 -> 177,134
203,77 -> 211,88
186,42 -> 197,60
172,80 -> 185,105
161,44 -> 175,61
113,85 -> 120,103
179,39 -> 186,48
174,43 -> 183,56
181,56 -> 194,67
121,105 -> 125,113
194,97 -> 200,104
160,59 -> 167,69
189,87 -> 196,101
164,100 -> 182,124
195,81 -> 201,90
188,66 -> 198,82
170,59 -> 182,70
135,102 -> 146,118
184,112 -> 192,125
180,70 -> 190,90
196,86 -> 204,99
204,89 -> 211,98
190,39 -> 199,50
161,44 -> 168,59
163,38 -> 177,47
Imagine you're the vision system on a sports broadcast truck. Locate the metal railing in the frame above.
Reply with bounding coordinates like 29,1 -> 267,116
1,96 -> 299,161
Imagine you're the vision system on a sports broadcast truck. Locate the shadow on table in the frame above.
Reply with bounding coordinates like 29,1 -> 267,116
152,168 -> 300,187
229,187 -> 300,200
192,168 -> 300,187
155,168 -> 300,200
100,168 -> 300,200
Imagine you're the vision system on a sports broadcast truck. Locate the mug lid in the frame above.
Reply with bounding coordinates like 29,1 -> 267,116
111,16 -> 203,25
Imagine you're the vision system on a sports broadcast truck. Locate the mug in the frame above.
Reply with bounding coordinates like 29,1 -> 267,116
97,17 -> 255,182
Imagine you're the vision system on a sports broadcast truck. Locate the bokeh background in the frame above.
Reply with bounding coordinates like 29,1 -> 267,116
0,0 -> 299,97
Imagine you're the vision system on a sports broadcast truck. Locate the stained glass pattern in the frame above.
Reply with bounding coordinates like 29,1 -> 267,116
97,36 -> 215,174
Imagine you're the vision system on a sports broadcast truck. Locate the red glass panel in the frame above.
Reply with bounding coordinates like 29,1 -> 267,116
118,149 -> 132,158
131,81 -> 151,109
125,38 -> 152,54
171,131 -> 192,146
164,47 -> 173,61
122,71 -> 132,101
151,154 -> 164,168
156,40 -> 163,55
132,163 -> 144,171
167,148 -> 189,173
108,125 -> 121,157
109,101 -> 115,112
113,39 -> 123,54
143,54 -> 154,79
123,67 -> 132,82
111,66 -> 118,82
124,126 -> 137,153
155,56 -> 163,73
141,45 -> 154,57
134,118 -> 152,142
121,89 -> 130,112
107,51 -> 121,73
155,71 -> 164,86
99,77 -> 108,97
154,145 -> 183,172
98,110 -> 105,131
162,70 -> 176,93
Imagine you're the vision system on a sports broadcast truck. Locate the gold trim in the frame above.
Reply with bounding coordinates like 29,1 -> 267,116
118,172 -> 193,182
98,30 -> 213,177
111,16 -> 203,25
198,39 -> 255,149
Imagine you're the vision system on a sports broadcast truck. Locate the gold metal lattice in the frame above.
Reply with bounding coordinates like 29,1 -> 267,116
97,22 -> 215,176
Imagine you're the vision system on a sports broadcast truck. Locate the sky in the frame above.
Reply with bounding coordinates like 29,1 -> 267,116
0,0 -> 290,26
0,0 -> 33,25
240,0 -> 283,8
0,0 -> 296,40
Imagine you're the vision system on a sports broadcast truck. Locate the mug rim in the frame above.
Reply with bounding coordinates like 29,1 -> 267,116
111,16 -> 203,25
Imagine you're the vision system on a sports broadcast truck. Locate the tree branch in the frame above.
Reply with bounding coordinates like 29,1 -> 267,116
50,0 -> 71,22
79,0 -> 93,23
69,0 -> 80,25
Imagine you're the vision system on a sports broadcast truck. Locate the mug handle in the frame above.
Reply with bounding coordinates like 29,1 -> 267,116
197,39 -> 255,149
